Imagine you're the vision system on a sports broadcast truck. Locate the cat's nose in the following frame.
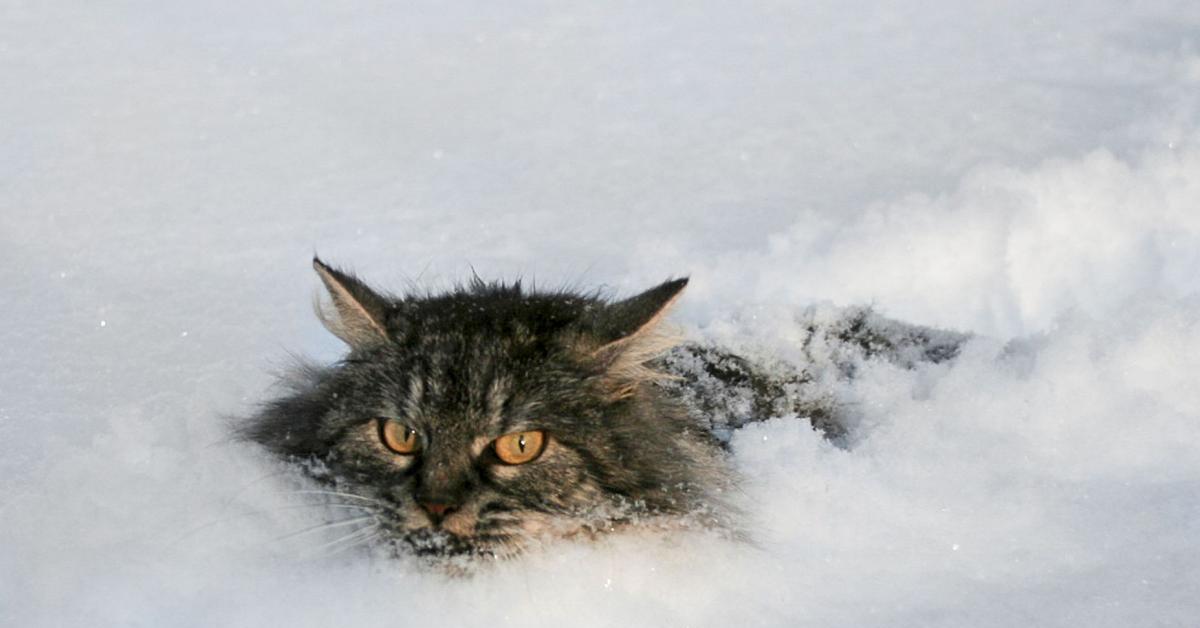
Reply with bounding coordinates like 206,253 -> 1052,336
419,501 -> 457,522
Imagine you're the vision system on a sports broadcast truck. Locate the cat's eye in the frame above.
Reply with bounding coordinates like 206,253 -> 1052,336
378,419 -> 421,455
492,430 -> 547,465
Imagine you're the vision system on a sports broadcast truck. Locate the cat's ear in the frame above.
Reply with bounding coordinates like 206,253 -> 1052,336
594,278 -> 689,343
589,278 -> 688,396
312,257 -> 391,348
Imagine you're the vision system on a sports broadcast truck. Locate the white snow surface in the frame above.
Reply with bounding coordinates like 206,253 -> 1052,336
3,1 -> 1200,626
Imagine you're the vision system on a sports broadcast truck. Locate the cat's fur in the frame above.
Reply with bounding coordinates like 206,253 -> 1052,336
240,259 -> 966,565
242,259 -> 734,563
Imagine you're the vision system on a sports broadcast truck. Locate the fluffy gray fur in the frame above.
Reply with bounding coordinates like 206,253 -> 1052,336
240,259 -> 966,566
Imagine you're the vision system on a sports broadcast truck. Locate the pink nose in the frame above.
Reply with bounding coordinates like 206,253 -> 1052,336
420,502 -> 454,518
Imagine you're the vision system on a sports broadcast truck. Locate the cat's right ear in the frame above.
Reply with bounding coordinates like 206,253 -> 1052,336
312,257 -> 391,349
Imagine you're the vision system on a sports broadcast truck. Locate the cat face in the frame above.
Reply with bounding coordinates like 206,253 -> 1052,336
310,324 -> 660,559
243,259 -> 730,562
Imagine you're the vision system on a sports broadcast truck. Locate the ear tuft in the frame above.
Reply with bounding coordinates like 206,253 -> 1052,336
589,277 -> 689,397
312,256 -> 391,349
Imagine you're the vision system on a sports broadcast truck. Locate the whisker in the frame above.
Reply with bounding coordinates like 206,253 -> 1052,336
476,502 -> 515,516
309,525 -> 382,558
286,490 -> 386,505
323,531 -> 385,560
272,515 -> 377,544
272,503 -> 373,512
335,528 -> 383,555
475,518 -> 519,533
169,503 -> 374,545
224,468 -> 295,503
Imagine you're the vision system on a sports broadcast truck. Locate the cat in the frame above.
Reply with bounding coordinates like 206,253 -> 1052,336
240,258 -> 965,565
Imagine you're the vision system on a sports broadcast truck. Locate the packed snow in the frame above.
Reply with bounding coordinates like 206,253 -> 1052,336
2,1 -> 1199,626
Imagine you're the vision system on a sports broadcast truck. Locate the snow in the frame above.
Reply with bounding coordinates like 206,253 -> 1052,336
3,1 -> 1200,626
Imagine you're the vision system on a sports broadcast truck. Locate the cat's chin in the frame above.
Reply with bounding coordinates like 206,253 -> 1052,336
399,527 -> 513,561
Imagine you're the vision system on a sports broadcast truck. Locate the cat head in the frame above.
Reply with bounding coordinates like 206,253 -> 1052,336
242,258 -> 730,562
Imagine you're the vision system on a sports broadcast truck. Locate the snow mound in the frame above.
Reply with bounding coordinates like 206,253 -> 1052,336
3,1 -> 1200,626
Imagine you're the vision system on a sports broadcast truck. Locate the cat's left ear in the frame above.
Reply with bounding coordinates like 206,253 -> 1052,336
594,278 -> 689,344
312,257 -> 391,349
589,278 -> 688,395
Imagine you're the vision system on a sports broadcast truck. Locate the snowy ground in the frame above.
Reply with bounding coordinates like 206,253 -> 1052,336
3,1 -> 1200,626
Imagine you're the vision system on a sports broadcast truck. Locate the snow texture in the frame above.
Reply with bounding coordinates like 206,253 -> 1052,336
3,1 -> 1200,626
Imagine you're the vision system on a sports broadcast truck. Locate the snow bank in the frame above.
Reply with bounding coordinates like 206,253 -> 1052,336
678,144 -> 1200,338
2,1 -> 1199,626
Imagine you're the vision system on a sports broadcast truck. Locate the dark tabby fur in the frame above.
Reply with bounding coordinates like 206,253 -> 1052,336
241,259 -> 966,565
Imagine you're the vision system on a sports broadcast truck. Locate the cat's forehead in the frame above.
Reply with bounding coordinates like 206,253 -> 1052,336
337,290 -> 600,429
382,332 -> 531,416
394,289 -> 596,337
385,294 -> 591,369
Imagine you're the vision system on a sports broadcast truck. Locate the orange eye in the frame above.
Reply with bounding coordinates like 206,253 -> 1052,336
492,430 -> 546,465
378,419 -> 420,454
